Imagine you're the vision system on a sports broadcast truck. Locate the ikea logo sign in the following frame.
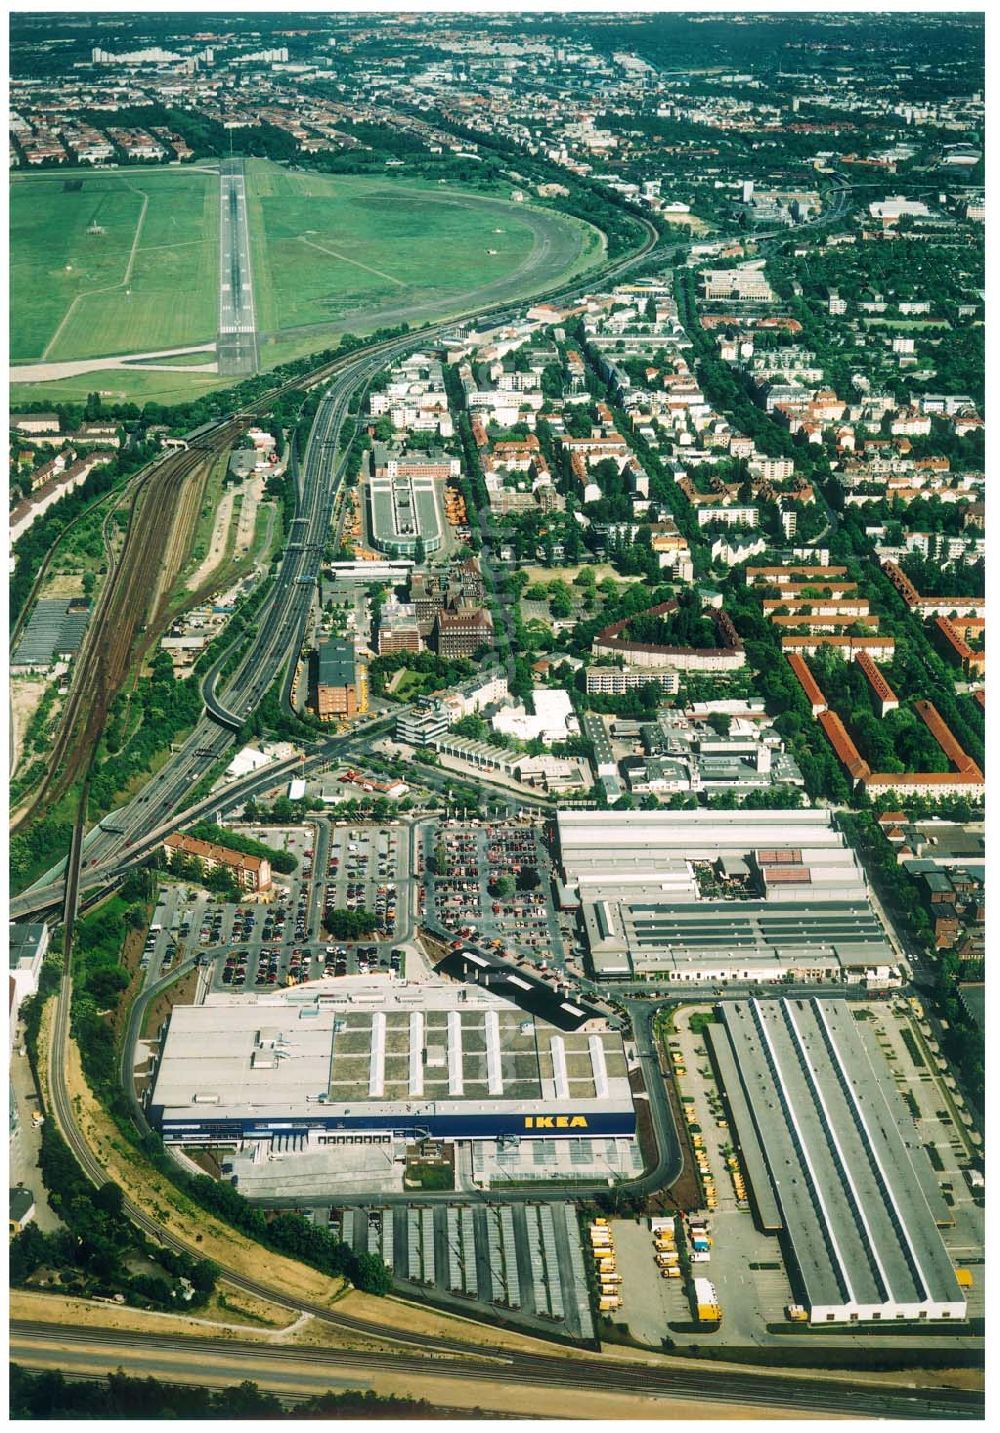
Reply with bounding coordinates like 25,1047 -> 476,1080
524,1115 -> 589,1130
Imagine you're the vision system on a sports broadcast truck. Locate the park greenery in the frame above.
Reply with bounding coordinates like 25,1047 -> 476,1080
10,438 -> 161,632
618,592 -> 719,651
11,1121 -> 217,1312
323,907 -> 378,940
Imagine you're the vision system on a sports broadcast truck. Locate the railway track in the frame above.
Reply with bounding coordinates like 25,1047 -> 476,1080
14,208 -> 658,839
10,1317 -> 983,1420
13,423 -> 247,831
18,198 -> 987,1419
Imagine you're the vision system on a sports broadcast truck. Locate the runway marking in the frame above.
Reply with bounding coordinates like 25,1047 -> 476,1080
135,239 -> 209,254
299,235 -> 407,287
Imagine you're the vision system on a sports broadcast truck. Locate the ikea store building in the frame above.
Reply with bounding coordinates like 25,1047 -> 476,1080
148,985 -> 636,1146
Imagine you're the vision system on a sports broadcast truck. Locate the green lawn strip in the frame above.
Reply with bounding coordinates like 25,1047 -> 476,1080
11,168 -> 219,363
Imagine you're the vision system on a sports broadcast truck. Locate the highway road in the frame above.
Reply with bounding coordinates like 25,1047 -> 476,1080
13,171 -> 987,1416
12,207 -> 662,926
12,343 -> 419,921
217,157 -> 259,377
9,1321 -> 983,1420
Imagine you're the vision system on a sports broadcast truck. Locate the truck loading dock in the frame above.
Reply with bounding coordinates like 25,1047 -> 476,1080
705,998 -> 965,1324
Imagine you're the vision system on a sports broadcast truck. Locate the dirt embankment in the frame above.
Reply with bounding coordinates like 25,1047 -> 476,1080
141,966 -> 199,1041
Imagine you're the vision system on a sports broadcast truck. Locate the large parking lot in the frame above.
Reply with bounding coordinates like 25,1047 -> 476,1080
421,819 -> 563,962
143,821 -> 412,996
322,822 -> 408,947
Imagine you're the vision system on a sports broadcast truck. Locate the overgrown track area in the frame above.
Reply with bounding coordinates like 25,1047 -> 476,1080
12,211 -> 660,902
11,422 -> 245,832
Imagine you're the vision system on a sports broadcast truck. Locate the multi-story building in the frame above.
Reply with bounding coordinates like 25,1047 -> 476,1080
163,833 -> 271,892
586,667 -> 681,696
434,602 -> 494,659
701,265 -> 774,303
312,639 -> 368,721
377,599 -> 422,655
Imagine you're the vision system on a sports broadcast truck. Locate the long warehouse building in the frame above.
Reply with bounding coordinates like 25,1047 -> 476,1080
706,998 -> 965,1324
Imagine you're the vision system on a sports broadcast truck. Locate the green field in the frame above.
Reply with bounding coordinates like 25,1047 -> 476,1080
245,162 -> 597,339
9,367 -> 231,409
10,167 -> 219,363
10,160 -> 601,404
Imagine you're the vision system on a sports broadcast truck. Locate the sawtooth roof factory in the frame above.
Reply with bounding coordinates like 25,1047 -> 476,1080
149,984 -> 635,1147
706,998 -> 965,1324
556,809 -> 899,985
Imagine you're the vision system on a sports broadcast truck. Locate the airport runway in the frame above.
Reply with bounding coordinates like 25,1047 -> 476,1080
218,157 -> 259,376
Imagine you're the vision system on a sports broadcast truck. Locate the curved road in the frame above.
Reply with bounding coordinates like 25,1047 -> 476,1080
14,211 -> 661,923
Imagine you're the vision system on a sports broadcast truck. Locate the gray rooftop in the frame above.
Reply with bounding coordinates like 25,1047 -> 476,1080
12,599 -> 91,667
716,999 -> 962,1317
317,639 -> 356,688
367,472 -> 443,556
9,923 -> 47,960
150,988 -> 632,1126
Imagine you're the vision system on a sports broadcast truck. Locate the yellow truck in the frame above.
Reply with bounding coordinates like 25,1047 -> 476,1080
955,1268 -> 974,1290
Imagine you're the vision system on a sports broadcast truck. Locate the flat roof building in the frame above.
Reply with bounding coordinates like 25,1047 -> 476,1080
149,985 -> 635,1145
367,471 -> 444,557
557,811 -> 896,984
707,999 -> 964,1324
312,638 -> 368,722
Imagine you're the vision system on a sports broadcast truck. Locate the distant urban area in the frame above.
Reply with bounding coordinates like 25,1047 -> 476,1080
8,8 -> 985,1424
